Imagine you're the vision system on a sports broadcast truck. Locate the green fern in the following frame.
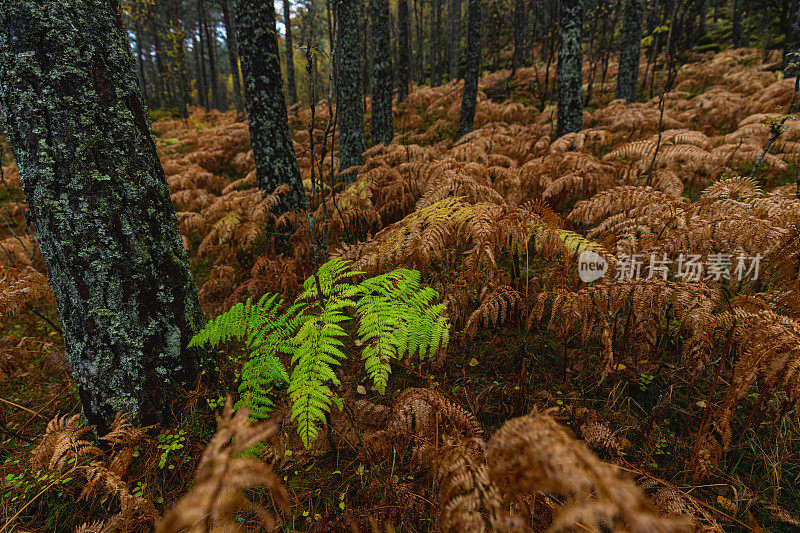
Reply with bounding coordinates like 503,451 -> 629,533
189,258 -> 450,447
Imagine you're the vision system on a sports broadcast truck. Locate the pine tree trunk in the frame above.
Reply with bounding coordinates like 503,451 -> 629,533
371,0 -> 395,144
221,0 -> 245,117
457,0 -> 481,138
556,0 -> 583,138
134,20 -> 150,106
202,0 -> 222,109
397,0 -> 411,101
448,0 -> 461,79
0,0 -> 207,431
337,0 -> 367,179
234,0 -> 304,211
150,6 -> 170,107
283,0 -> 298,105
731,0 -> 742,47
431,0 -> 442,86
783,0 -> 800,77
616,0 -> 644,103
170,0 -> 190,120
194,24 -> 209,111
512,0 -> 527,70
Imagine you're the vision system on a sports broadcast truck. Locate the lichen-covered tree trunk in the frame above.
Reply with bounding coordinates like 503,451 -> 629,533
371,0 -> 395,145
397,0 -> 411,102
512,0 -> 527,71
783,0 -> 800,77
283,0 -> 298,106
556,0 -> 583,138
234,0 -> 304,211
221,0 -> 244,117
448,0 -> 461,79
457,0 -> 481,138
337,0 -> 367,180
615,0 -> 644,103
0,0 -> 207,431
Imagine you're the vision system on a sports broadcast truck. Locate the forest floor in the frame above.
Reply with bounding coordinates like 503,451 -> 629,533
3,47 -> 800,532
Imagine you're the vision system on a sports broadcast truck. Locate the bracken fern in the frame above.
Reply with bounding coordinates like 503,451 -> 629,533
189,258 -> 449,446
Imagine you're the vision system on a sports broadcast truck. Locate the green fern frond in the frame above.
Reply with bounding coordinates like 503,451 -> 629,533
287,310 -> 350,446
189,259 -> 450,447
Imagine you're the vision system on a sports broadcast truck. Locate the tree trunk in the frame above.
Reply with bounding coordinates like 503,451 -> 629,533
134,20 -> 150,106
431,0 -> 442,86
337,0 -> 367,179
448,0 -> 461,79
616,0 -> 644,103
783,0 -> 800,77
0,0 -> 207,431
398,0 -> 411,101
194,23 -> 209,111
371,0 -> 394,144
457,0 -> 481,138
556,0 -> 583,138
234,0 -> 304,211
221,0 -> 245,117
283,0 -> 298,105
731,0 -> 742,48
202,0 -> 221,109
170,0 -> 190,120
512,0 -> 527,70
150,5 -> 170,107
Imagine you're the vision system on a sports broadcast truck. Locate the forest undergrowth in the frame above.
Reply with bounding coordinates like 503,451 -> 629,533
4,47 -> 800,532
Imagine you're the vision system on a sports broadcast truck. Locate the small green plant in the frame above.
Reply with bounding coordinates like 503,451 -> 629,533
157,429 -> 186,469
638,372 -> 655,392
190,258 -> 450,446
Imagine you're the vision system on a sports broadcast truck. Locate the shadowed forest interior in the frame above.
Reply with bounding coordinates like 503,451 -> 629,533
3,0 -> 800,531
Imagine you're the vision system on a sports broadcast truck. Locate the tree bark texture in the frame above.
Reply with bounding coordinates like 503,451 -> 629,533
457,0 -> 481,138
370,0 -> 394,144
616,0 -> 644,102
336,0 -> 367,179
0,0 -> 207,430
235,0 -> 305,211
556,0 -> 583,138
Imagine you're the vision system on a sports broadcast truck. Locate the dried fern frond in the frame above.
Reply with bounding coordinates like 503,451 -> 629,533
486,414 -> 688,532
157,398 -> 289,533
30,414 -> 100,472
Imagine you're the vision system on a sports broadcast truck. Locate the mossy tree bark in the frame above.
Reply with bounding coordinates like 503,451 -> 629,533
370,0 -> 394,145
0,0 -> 207,431
556,0 -> 583,138
457,0 -> 481,138
235,0 -> 304,212
616,0 -> 644,103
336,0 -> 367,180
397,0 -> 411,102
283,0 -> 298,106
